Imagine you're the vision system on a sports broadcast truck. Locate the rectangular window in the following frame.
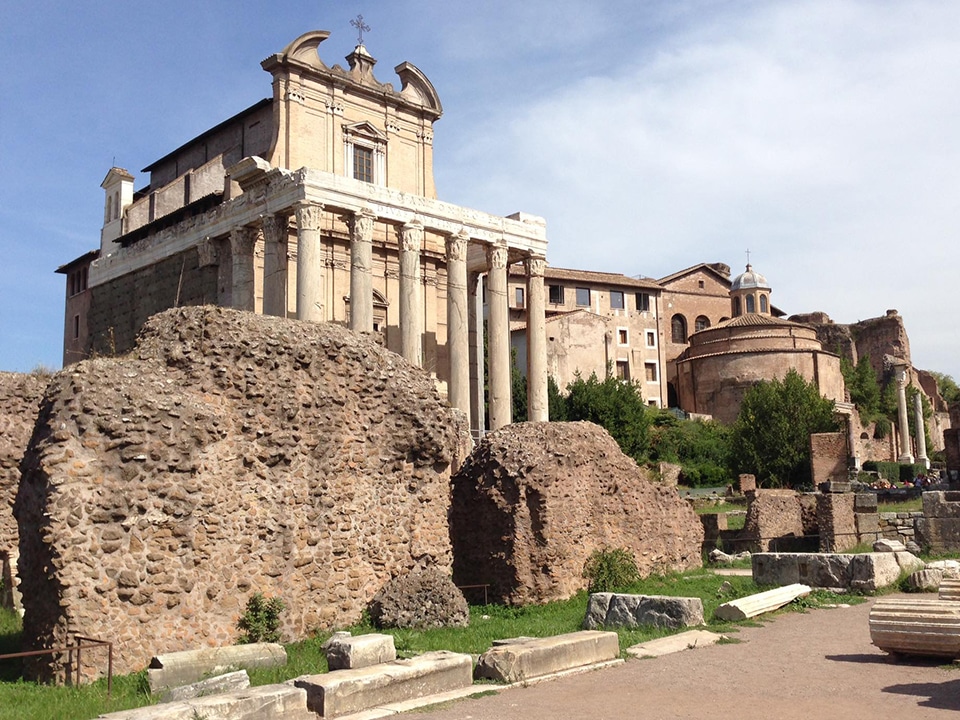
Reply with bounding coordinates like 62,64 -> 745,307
645,362 -> 658,382
618,328 -> 628,346
646,331 -> 656,348
575,287 -> 591,306
353,145 -> 374,183
636,292 -> 650,312
515,287 -> 525,308
548,284 -> 565,304
73,314 -> 80,339
610,291 -> 625,309
616,360 -> 630,381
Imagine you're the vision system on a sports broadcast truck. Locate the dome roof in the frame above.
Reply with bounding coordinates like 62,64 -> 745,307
730,263 -> 770,291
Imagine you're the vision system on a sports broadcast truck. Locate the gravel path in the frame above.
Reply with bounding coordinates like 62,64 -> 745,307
415,594 -> 960,719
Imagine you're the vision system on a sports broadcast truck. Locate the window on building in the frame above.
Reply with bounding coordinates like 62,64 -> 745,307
515,287 -> 525,308
610,291 -> 624,309
636,292 -> 650,312
698,280 -> 705,288
671,314 -> 687,343
616,360 -> 630,381
548,284 -> 565,304
760,295 -> 768,313
648,399 -> 658,407
575,287 -> 590,306
646,330 -> 656,347
617,328 -> 628,345
645,362 -> 658,382
353,145 -> 374,183
695,315 -> 710,332
733,297 -> 742,316
73,314 -> 80,339
746,294 -> 756,313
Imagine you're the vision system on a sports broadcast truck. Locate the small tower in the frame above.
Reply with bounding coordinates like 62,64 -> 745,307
730,263 -> 771,317
100,167 -> 134,251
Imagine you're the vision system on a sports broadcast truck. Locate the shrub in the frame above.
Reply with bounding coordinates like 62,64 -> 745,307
237,593 -> 285,644
582,548 -> 641,593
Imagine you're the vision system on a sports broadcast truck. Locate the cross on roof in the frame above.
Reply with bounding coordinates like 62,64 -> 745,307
745,248 -> 752,267
351,14 -> 370,45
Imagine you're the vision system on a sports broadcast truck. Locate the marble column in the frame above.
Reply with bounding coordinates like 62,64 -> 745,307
229,225 -> 258,311
399,221 -> 424,366
295,203 -> 324,323
914,392 -> 929,468
525,254 -> 548,421
261,213 -> 289,317
468,272 -> 485,435
349,209 -> 376,333
896,366 -> 914,464
446,230 -> 470,417
486,243 -> 511,430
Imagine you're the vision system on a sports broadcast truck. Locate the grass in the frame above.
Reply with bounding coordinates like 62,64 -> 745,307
878,498 -> 923,514
0,568 -> 869,719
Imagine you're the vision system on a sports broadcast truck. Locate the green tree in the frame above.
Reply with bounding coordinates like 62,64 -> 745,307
649,412 -> 732,487
931,371 -> 960,405
547,375 -> 568,420
511,348 -> 527,422
563,370 -> 651,462
729,369 -> 839,488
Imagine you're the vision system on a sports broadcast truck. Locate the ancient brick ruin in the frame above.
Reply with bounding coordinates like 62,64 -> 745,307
0,371 -> 47,610
449,421 -> 704,605
14,307 -> 470,677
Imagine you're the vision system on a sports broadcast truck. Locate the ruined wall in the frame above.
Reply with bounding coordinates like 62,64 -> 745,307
741,489 -> 807,552
817,493 -> 857,552
0,371 -> 47,610
810,432 -> 848,486
449,421 -> 703,605
14,306 -> 469,677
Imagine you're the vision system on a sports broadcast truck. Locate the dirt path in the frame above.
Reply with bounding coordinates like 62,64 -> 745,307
415,594 -> 960,719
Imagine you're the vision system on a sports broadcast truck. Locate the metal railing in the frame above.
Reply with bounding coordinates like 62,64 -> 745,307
0,634 -> 113,695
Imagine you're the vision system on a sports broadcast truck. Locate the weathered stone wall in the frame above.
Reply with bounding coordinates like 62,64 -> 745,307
0,371 -> 47,610
741,489 -> 807,552
810,432 -> 848,486
880,511 -> 922,544
449,422 -> 703,605
817,493 -> 857,551
916,491 -> 960,553
14,306 -> 469,677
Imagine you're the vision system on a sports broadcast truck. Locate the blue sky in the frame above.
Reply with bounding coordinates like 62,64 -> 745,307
2,1 -> 959,382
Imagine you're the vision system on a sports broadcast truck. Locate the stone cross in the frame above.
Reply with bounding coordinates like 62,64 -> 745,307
351,14 -> 370,45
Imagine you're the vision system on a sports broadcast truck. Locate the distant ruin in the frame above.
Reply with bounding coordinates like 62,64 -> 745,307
14,306 -> 470,677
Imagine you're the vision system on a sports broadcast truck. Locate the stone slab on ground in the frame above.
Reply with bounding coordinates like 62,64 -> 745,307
159,669 -> 250,703
626,630 -> 727,659
870,597 -> 960,658
98,683 -> 314,719
475,630 -> 619,683
583,593 -> 704,630
940,578 -> 960,601
325,632 -> 397,670
714,583 -> 811,621
146,643 -> 287,693
293,650 -> 472,718
752,551 -> 924,591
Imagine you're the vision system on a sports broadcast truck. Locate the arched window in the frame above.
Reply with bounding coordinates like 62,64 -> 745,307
113,192 -> 120,220
760,294 -> 768,313
671,314 -> 688,344
106,195 -> 113,224
733,297 -> 742,316
746,294 -> 756,313
695,315 -> 710,332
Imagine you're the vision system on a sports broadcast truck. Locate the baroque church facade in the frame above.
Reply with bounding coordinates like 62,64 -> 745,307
58,29 -> 552,433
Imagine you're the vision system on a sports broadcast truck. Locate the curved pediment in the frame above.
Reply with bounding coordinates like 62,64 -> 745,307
276,30 -> 331,70
394,62 -> 443,115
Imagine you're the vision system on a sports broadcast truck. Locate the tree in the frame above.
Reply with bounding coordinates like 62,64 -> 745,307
649,412 -> 732,487
931,371 -> 960,405
729,369 -> 839,488
562,370 -> 651,462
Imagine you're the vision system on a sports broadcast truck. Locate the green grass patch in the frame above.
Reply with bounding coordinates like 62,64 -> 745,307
878,498 -> 923,513
695,502 -> 744,515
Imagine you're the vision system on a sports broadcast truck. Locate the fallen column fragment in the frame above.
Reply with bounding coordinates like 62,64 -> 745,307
870,598 -> 960,658
714,583 -> 811,621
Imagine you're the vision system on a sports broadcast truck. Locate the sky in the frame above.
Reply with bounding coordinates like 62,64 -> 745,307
2,1 -> 958,381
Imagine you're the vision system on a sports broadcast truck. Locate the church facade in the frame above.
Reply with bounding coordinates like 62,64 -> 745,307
58,30 -> 551,432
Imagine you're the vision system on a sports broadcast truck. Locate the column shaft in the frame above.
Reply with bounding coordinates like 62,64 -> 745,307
349,210 -> 376,332
468,272 -> 485,435
446,231 -> 470,417
261,213 -> 289,317
896,368 -> 914,463
399,222 -> 424,366
914,392 -> 929,467
487,244 -> 511,430
295,203 -> 324,323
525,255 -> 548,421
229,226 -> 258,311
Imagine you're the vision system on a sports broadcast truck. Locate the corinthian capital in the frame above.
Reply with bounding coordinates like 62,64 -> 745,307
295,202 -> 323,232
400,221 -> 424,253
526,254 -> 546,277
446,230 -> 469,263
350,209 -> 377,242
487,243 -> 508,270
